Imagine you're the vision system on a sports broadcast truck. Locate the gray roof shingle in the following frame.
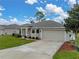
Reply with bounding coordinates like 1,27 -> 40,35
32,20 -> 64,28
0,26 -> 4,29
0,20 -> 64,29
21,24 -> 32,27
2,24 -> 20,29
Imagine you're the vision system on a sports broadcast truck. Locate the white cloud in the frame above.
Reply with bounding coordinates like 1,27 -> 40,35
65,0 -> 77,7
9,17 -> 29,25
45,3 -> 69,23
44,1 -> 47,3
46,18 -> 50,20
40,0 -> 47,3
53,12 -> 69,23
46,4 -> 69,17
36,7 -> 46,14
0,17 -> 29,25
68,0 -> 76,7
25,0 -> 37,5
36,4 -> 69,23
0,18 -> 9,25
10,18 -> 18,24
53,16 -> 65,23
46,4 -> 63,14
0,6 -> 5,11
0,6 -> 5,17
0,13 -> 2,16
40,1 -> 43,3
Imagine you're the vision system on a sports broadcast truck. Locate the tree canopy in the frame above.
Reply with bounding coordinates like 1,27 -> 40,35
64,4 -> 79,38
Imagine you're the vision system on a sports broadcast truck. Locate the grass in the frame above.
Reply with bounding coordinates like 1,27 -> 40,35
53,50 -> 79,59
75,34 -> 79,46
53,34 -> 79,59
0,35 -> 34,49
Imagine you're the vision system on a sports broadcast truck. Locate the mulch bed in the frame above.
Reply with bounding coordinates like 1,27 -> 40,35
59,41 -> 76,51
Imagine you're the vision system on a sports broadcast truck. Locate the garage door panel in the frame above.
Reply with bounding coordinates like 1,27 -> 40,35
42,30 -> 65,42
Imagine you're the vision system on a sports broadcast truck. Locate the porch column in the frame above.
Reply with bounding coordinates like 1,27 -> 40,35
30,28 -> 32,37
25,28 -> 28,36
21,27 -> 23,36
64,31 -> 67,41
40,29 -> 42,40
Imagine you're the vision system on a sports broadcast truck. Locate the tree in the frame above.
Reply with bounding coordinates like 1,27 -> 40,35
30,20 -> 35,24
35,11 -> 46,22
29,17 -> 35,24
64,4 -> 79,38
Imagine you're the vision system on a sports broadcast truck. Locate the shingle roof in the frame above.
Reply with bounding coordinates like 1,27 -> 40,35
32,20 -> 64,28
0,26 -> 4,29
0,21 -> 64,29
3,24 -> 20,29
21,24 -> 32,27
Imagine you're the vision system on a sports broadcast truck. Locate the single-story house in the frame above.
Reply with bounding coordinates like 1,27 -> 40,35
20,20 -> 76,42
0,20 -> 75,41
0,24 -> 20,35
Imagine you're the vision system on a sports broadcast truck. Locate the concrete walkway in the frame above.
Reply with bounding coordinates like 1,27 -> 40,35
0,40 -> 63,59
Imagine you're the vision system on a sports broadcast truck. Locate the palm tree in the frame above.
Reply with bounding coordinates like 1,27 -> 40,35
35,11 -> 46,22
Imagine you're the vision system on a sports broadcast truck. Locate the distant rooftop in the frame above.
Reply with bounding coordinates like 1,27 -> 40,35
0,24 -> 20,29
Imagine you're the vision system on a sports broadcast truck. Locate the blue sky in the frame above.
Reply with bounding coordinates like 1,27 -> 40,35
0,0 -> 78,25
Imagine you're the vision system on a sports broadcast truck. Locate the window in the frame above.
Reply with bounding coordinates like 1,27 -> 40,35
32,29 -> 35,33
22,29 -> 26,36
36,29 -> 40,33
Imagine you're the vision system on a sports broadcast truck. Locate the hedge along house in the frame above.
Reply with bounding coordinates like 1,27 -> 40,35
21,20 -> 74,42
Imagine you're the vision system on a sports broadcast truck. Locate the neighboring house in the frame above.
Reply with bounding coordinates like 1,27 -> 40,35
21,20 -> 74,42
0,26 -> 4,35
65,31 -> 75,41
0,24 -> 20,35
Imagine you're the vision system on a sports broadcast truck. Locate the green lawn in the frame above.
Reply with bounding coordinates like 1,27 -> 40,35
0,35 -> 34,49
53,34 -> 79,59
53,50 -> 79,59
75,34 -> 79,46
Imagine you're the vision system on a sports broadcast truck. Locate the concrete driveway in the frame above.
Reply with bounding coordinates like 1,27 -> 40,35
0,40 -> 63,59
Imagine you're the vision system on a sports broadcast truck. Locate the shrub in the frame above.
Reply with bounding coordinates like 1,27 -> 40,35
24,36 -> 27,38
1,34 -> 4,36
32,37 -> 35,39
12,33 -> 21,38
12,33 -> 16,36
28,36 -> 31,39
36,37 -> 39,39
17,34 -> 21,37
36,37 -> 40,40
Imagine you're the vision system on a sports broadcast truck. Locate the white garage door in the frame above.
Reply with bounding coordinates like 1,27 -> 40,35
42,30 -> 65,42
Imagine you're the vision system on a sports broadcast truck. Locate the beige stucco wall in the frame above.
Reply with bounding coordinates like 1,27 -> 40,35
30,28 -> 65,41
31,29 -> 40,38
